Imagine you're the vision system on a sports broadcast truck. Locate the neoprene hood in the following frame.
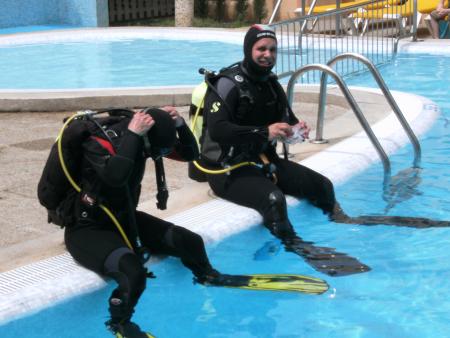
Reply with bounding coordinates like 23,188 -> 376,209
243,24 -> 277,77
144,108 -> 176,150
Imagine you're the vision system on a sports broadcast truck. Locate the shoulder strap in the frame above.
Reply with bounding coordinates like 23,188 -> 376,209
216,63 -> 255,121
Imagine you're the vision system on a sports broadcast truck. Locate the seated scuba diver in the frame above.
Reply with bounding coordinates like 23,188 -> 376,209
63,108 -> 223,338
198,24 -> 450,278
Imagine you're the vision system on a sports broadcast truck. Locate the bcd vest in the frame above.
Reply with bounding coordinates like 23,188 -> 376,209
200,62 -> 292,166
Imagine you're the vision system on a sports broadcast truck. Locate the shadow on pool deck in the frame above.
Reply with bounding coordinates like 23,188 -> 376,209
0,84 -> 394,273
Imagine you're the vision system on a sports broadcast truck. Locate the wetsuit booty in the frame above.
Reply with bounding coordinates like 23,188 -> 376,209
329,202 -> 353,223
108,292 -> 134,323
105,319 -> 154,338
266,220 -> 296,238
193,268 -> 222,285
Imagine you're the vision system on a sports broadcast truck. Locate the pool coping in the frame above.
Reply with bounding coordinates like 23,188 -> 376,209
0,88 -> 441,325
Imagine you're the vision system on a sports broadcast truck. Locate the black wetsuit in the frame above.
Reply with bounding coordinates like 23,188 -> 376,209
64,118 -> 214,322
199,63 -> 372,277
202,63 -> 336,229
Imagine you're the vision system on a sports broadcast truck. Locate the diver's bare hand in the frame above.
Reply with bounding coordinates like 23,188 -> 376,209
268,122 -> 293,141
128,111 -> 155,136
161,105 -> 184,127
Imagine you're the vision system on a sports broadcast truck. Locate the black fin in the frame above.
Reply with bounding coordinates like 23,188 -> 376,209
281,236 -> 371,277
336,215 -> 450,229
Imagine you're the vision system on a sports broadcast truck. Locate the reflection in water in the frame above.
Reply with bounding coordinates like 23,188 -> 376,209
383,167 -> 422,214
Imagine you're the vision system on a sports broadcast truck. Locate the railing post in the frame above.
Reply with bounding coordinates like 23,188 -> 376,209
269,0 -> 283,25
412,0 -> 418,41
313,72 -> 329,144
335,0 -> 341,37
301,0 -> 318,33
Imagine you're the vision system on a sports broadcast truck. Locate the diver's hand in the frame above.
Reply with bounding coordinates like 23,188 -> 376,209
268,122 -> 293,141
128,111 -> 155,136
161,105 -> 185,127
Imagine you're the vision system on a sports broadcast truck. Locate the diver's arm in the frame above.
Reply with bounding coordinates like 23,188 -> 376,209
169,122 -> 200,161
286,105 -> 299,125
205,77 -> 269,144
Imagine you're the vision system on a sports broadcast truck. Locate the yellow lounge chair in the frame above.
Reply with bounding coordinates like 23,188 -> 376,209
294,0 -> 379,34
294,0 -> 395,16
418,0 -> 449,14
349,0 -> 414,36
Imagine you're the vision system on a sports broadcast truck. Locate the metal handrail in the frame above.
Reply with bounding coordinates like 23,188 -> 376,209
268,0 -> 283,24
318,52 -> 421,167
286,63 -> 391,181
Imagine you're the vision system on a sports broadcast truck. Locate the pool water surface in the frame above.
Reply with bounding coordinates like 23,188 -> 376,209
0,39 -> 242,89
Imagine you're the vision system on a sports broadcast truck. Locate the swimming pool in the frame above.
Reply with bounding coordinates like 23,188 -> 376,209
0,28 -> 244,89
0,25 -> 77,35
1,50 -> 449,337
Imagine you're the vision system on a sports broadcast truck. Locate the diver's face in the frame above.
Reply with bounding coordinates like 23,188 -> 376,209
251,38 -> 277,68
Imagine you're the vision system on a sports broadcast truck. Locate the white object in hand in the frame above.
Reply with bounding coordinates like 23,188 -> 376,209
284,124 -> 306,144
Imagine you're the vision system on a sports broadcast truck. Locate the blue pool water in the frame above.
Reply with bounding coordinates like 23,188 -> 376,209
1,52 -> 449,337
0,39 -> 242,89
0,25 -> 77,35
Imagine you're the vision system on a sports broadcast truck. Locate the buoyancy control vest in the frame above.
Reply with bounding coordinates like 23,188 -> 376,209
37,110 -> 134,228
194,62 -> 295,168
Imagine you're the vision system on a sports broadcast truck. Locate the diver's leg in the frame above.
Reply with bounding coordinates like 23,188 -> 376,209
136,211 -> 218,281
208,167 -> 370,276
65,225 -> 150,338
208,166 -> 281,218
275,159 -> 450,228
275,159 -> 337,214
262,189 -> 370,276
275,159 -> 358,223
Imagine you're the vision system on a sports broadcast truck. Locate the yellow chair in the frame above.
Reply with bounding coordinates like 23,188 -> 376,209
349,0 -> 414,35
418,0 -> 449,14
350,0 -> 449,36
294,0 -> 394,15
294,0 -> 376,34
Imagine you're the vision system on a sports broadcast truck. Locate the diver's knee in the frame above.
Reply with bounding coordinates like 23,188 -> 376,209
262,190 -> 288,224
104,248 -> 147,297
261,191 -> 296,237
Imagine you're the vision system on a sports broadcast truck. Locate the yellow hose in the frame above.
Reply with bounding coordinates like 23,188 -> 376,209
57,112 -> 134,250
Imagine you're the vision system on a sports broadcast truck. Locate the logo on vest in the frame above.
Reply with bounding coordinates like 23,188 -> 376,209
234,75 -> 244,83
211,101 -> 221,113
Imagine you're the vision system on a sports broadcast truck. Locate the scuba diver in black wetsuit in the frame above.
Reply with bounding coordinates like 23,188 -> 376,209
197,24 -> 450,278
196,24 -> 368,277
63,107 -> 222,338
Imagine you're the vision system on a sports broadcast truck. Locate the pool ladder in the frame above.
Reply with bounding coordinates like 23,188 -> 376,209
285,52 -> 422,189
